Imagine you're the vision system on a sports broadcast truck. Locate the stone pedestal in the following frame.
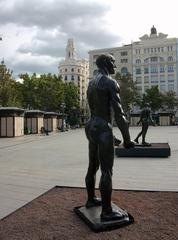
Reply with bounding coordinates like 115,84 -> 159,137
115,143 -> 171,157
74,202 -> 134,232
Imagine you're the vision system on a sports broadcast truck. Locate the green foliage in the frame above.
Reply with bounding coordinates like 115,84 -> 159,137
19,73 -> 79,112
0,61 -> 21,107
135,86 -> 178,112
139,86 -> 162,112
115,72 -> 138,113
64,82 -> 79,114
0,62 -> 79,114
161,91 -> 178,110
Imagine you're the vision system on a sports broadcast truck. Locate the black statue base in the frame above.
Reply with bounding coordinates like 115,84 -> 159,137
74,202 -> 134,232
115,143 -> 171,158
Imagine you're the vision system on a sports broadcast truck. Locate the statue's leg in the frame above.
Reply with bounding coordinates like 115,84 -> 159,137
85,141 -> 100,208
99,131 -> 127,221
99,135 -> 113,216
142,124 -> 149,144
134,128 -> 143,143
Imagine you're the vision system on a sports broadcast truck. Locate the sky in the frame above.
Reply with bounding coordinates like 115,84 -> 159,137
0,0 -> 178,77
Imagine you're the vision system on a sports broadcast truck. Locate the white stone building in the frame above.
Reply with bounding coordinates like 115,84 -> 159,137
89,26 -> 178,96
133,26 -> 178,95
58,39 -> 89,121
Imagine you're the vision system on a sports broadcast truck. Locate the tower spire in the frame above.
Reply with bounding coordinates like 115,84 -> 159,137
65,38 -> 77,60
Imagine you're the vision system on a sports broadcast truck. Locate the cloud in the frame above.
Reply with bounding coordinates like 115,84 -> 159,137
7,53 -> 60,76
0,0 -> 122,75
0,0 -> 109,28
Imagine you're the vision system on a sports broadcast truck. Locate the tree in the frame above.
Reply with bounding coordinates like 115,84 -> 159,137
19,73 -> 79,113
64,82 -> 79,114
36,74 -> 64,111
140,86 -> 162,112
162,91 -> 178,111
0,61 -> 21,107
115,72 -> 138,114
20,73 -> 65,111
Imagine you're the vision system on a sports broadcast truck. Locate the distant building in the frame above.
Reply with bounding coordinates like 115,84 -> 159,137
89,26 -> 178,96
58,39 -> 89,122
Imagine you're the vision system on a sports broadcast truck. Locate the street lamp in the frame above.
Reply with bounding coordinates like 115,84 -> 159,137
60,102 -> 66,132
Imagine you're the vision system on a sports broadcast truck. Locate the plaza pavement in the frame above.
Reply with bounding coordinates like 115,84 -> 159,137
0,126 -> 178,219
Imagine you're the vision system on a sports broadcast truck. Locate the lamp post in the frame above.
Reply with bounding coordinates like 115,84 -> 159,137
60,102 -> 66,132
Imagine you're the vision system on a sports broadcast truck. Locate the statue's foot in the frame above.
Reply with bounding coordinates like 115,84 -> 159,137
114,138 -> 122,146
101,209 -> 124,222
85,197 -> 102,208
134,139 -> 139,144
142,141 -> 151,146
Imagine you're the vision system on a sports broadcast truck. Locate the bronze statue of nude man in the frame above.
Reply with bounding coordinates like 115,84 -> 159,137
85,54 -> 135,221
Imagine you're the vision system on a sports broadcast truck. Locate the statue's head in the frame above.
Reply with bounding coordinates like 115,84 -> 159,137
144,103 -> 150,109
96,54 -> 116,74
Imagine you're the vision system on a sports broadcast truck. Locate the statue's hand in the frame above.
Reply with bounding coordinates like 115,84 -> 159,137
123,140 -> 135,148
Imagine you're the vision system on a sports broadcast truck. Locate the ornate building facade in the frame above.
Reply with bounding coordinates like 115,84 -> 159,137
58,39 -> 89,122
89,26 -> 178,96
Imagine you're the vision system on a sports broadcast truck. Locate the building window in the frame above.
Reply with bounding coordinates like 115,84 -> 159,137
168,84 -> 174,91
160,65 -> 165,73
136,77 -> 142,83
78,76 -> 80,81
168,75 -> 174,82
121,51 -> 128,56
65,68 -> 67,72
71,68 -> 74,72
136,59 -> 141,64
136,68 -> 141,74
144,76 -> 149,83
159,57 -> 164,62
144,58 -> 149,63
60,69 -> 62,73
121,59 -> 128,63
135,49 -> 140,54
160,85 -> 166,92
121,67 -> 128,75
65,76 -> 67,81
151,66 -> 158,73
168,65 -> 174,72
144,86 -> 149,91
168,56 -> 173,61
150,57 -> 158,62
151,75 -> 158,83
71,75 -> 74,80
160,75 -> 165,82
144,67 -> 149,74
167,46 -> 173,51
